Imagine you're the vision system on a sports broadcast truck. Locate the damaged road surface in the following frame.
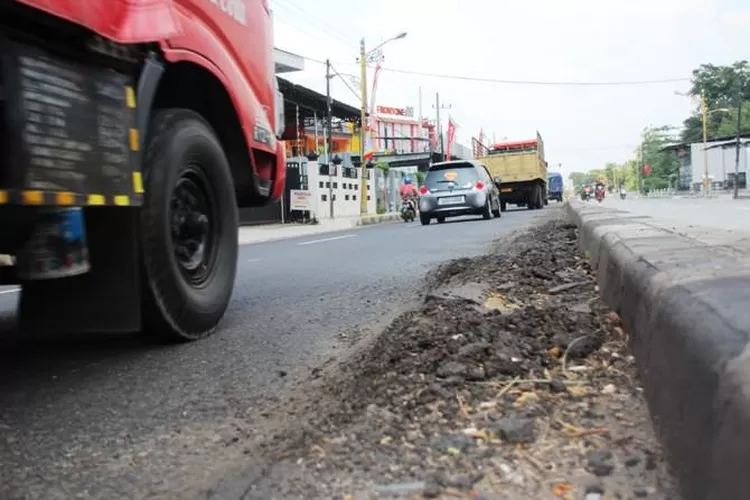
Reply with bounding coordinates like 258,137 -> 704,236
239,214 -> 680,499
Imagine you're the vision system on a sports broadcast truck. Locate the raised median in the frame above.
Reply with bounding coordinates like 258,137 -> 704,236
567,200 -> 750,500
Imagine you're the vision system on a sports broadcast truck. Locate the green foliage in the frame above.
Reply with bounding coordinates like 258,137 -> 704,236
681,61 -> 750,142
575,126 -> 678,193
416,171 -> 426,185
594,60 -> 749,192
374,160 -> 390,177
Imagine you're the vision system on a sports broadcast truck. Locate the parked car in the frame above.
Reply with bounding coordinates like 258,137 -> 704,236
417,160 -> 502,225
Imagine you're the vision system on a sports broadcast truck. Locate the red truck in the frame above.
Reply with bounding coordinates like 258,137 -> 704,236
0,0 -> 286,340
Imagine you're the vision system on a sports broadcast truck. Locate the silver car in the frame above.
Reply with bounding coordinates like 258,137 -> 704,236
417,160 -> 502,225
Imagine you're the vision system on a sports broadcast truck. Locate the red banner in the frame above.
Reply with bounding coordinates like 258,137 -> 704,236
446,118 -> 456,160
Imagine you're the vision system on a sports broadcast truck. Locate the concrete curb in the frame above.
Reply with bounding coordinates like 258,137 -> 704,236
356,213 -> 402,226
565,200 -> 750,500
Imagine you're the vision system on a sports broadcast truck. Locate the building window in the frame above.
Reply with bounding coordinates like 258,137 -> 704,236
367,195 -> 371,201
345,195 -> 350,200
353,195 -> 357,201
332,194 -> 336,201
319,181 -> 324,188
325,181 -> 330,188
321,194 -> 327,201
333,182 -> 338,189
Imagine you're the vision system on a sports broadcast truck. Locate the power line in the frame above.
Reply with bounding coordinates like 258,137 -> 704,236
274,0 -> 358,51
300,55 -> 690,87
329,62 -> 361,102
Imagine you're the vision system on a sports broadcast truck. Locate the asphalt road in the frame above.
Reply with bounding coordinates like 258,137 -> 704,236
601,195 -> 750,231
0,205 -> 555,500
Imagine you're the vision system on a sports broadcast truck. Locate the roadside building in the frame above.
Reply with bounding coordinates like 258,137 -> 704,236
663,133 -> 750,191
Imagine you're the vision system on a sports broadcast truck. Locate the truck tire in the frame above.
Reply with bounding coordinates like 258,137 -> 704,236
527,185 -> 537,210
140,109 -> 239,341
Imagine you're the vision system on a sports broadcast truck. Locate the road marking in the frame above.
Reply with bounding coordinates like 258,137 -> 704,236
247,258 -> 261,262
297,234 -> 357,246
0,288 -> 20,295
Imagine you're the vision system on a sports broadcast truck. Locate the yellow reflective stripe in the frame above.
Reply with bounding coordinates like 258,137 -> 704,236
88,194 -> 105,205
23,191 -> 44,205
132,172 -> 144,193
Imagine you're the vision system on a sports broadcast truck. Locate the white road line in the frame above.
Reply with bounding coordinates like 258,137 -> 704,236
297,234 -> 357,246
247,258 -> 261,262
0,288 -> 20,296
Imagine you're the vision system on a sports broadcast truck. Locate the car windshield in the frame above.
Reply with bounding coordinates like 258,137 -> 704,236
424,166 -> 478,192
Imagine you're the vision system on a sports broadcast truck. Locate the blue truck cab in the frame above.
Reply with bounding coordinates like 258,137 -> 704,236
547,172 -> 564,202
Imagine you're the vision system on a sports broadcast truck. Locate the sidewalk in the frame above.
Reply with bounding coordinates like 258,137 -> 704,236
238,212 -> 401,245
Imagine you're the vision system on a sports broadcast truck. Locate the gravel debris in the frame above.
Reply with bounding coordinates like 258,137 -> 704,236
248,213 -> 681,499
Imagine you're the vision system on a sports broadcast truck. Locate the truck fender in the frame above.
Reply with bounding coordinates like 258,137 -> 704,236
135,53 -> 166,151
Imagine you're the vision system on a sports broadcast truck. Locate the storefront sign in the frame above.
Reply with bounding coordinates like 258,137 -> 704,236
376,105 -> 414,117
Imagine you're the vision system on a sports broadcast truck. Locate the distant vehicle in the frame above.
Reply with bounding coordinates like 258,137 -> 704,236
472,132 -> 547,211
548,172 -> 564,202
418,160 -> 502,225
400,199 -> 416,222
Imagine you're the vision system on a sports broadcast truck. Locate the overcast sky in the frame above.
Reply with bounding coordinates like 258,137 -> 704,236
273,0 -> 748,179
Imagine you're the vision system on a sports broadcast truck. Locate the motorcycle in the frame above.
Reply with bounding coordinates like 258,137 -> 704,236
620,191 -> 626,200
401,198 -> 416,222
595,186 -> 605,203
581,191 -> 592,202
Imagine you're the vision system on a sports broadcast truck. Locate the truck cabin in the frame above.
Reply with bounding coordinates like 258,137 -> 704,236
488,139 -> 539,156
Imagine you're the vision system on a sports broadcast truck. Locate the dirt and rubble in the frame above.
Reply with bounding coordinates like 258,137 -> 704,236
244,214 -> 680,500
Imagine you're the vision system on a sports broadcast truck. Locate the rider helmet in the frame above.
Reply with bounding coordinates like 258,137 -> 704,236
404,177 -> 413,184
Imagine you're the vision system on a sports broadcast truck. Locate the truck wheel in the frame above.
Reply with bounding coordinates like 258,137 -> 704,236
527,187 -> 537,210
140,109 -> 239,341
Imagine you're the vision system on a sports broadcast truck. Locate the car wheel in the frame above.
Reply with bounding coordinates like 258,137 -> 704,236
437,216 -> 446,224
140,108 -> 239,342
492,197 -> 501,217
482,199 -> 492,219
420,213 -> 431,226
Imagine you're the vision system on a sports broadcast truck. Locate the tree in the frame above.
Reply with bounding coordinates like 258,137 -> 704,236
640,126 -> 679,191
568,171 -> 594,186
681,61 -> 750,142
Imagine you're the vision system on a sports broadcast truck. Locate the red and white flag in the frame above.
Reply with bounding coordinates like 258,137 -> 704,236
446,118 -> 457,160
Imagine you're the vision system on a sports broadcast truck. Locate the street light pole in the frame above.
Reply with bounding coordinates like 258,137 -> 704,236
326,59 -> 334,218
701,89 -> 710,194
734,86 -> 743,199
358,38 -> 368,215
356,33 -> 407,215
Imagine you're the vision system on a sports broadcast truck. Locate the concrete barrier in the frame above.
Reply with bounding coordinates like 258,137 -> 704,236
566,200 -> 750,500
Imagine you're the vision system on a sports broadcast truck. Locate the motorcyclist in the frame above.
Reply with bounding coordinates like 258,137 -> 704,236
399,177 -> 418,213
620,186 -> 626,199
595,181 -> 605,200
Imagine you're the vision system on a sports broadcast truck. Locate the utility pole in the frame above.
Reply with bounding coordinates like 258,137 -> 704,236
433,92 -> 451,161
358,38 -> 369,215
701,89 -> 710,195
326,59 -> 334,218
734,84 -> 743,199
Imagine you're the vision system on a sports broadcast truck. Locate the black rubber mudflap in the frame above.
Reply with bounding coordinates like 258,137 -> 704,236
18,207 -> 142,334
